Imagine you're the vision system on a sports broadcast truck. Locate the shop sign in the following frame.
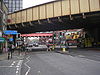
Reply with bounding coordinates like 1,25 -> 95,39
9,38 -> 13,42
0,37 -> 5,43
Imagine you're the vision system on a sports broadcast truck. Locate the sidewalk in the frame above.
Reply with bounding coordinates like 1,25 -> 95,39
0,50 -> 25,61
54,47 -> 100,55
86,48 -> 100,51
12,50 -> 25,60
0,52 -> 8,61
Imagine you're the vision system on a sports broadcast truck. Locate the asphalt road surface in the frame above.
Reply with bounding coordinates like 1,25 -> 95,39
21,51 -> 100,75
0,60 -> 23,75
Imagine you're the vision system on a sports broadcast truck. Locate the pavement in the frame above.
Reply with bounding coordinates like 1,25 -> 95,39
0,50 -> 25,75
0,50 -> 25,61
55,48 -> 100,61
0,52 -> 8,61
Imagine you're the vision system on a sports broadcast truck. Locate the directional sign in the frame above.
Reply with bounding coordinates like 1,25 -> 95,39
0,37 -> 5,43
4,30 -> 18,35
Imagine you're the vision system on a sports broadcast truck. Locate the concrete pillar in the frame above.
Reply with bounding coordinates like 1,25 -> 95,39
94,28 -> 99,42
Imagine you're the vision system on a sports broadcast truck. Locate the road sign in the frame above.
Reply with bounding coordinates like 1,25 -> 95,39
4,30 -> 18,35
9,38 -> 14,42
0,37 -> 5,43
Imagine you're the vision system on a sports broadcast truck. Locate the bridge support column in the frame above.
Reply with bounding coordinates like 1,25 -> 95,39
85,28 -> 100,47
93,28 -> 100,47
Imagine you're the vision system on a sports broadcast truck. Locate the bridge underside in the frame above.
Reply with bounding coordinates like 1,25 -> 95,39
7,12 -> 100,34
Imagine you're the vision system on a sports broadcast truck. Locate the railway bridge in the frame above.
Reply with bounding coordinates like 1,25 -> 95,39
7,0 -> 100,43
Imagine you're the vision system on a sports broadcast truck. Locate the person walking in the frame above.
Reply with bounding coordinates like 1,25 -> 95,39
8,43 -> 13,59
46,41 -> 51,51
12,44 -> 15,53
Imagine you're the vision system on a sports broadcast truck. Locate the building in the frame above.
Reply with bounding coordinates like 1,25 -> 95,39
0,0 -> 8,31
0,0 -> 8,53
3,0 -> 23,13
0,0 -> 8,32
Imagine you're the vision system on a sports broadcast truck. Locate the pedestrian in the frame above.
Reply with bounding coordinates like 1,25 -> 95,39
46,41 -> 52,51
8,44 -> 13,59
65,40 -> 69,52
25,44 -> 29,54
46,44 -> 52,51
22,44 -> 25,51
12,44 -> 15,53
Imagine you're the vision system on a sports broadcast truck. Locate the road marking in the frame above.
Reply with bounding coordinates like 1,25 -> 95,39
17,60 -> 23,66
0,66 -> 16,68
17,60 -> 23,75
10,61 -> 16,67
17,68 -> 19,70
16,66 -> 19,67
78,55 -> 85,58
16,70 -> 19,73
0,60 -> 23,75
24,56 -> 31,75
69,55 -> 74,58
37,71 -> 41,75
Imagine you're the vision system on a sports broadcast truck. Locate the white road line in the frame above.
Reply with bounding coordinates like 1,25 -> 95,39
37,71 -> 41,75
17,60 -> 23,66
16,70 -> 19,73
24,56 -> 31,75
17,68 -> 19,70
16,60 -> 23,75
16,66 -> 20,67
0,66 -> 16,68
10,61 -> 16,67
78,55 -> 85,58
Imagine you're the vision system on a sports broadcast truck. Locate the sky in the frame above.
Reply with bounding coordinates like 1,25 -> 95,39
23,0 -> 55,9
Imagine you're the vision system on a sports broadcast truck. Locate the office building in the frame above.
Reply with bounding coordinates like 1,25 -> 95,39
0,0 -> 8,53
3,0 -> 23,13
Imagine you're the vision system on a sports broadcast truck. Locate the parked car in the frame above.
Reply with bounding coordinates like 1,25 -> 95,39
33,43 -> 39,47
26,44 -> 33,51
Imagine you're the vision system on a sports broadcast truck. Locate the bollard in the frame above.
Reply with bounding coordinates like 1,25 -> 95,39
62,48 -> 66,52
52,45 -> 55,50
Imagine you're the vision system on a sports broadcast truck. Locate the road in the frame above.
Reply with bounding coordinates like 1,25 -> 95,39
0,51 -> 24,75
21,51 -> 100,75
0,46 -> 100,75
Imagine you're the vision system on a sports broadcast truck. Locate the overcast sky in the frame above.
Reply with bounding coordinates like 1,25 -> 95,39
23,0 -> 55,9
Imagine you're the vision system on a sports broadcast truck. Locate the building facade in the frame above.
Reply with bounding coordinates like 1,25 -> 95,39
0,0 -> 8,53
3,0 -> 23,13
0,0 -> 8,32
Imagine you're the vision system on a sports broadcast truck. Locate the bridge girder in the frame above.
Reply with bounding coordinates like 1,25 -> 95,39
7,11 -> 100,34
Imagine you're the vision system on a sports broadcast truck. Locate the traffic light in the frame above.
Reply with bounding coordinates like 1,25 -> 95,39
59,32 -> 63,38
53,34 -> 56,39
